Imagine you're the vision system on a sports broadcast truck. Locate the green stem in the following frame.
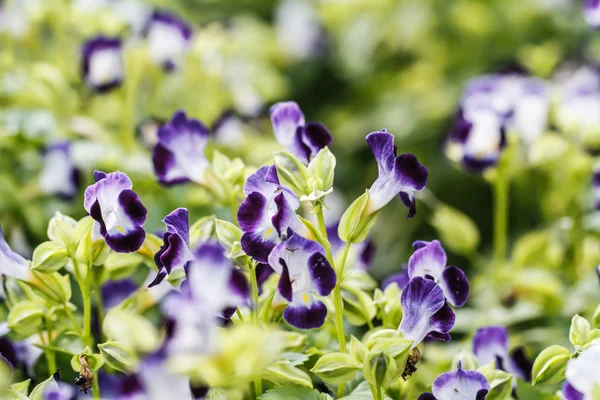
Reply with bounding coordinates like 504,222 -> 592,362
235,308 -> 244,322
92,375 -> 100,400
34,344 -> 75,356
376,386 -> 384,400
493,171 -> 509,266
369,384 -> 378,399
82,273 -> 92,348
249,264 -> 262,397
44,316 -> 56,373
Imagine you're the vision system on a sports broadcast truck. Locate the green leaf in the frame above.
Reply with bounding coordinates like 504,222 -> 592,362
349,336 -> 368,365
570,315 -> 592,347
274,151 -> 310,197
515,379 -> 560,400
7,301 -> 44,337
298,216 -> 329,251
340,381 -> 393,400
215,219 -> 242,253
9,380 -> 30,395
98,341 -> 137,372
479,366 -> 512,400
259,387 -> 332,400
29,375 -> 57,400
342,286 -> 376,327
310,352 -> 360,385
429,204 -> 480,255
263,361 -> 313,388
31,241 -> 68,273
531,345 -> 571,385
104,252 -> 144,280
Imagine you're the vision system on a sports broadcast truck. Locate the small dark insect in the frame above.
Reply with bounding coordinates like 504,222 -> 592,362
73,354 -> 94,394
402,347 -> 421,380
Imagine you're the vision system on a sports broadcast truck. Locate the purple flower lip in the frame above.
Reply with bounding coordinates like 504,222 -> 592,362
399,276 -> 455,348
81,36 -> 124,93
407,240 -> 469,307
145,10 -> 192,71
152,110 -> 210,186
267,229 -> 336,329
472,325 -> 532,382
366,130 -> 428,217
269,101 -> 332,164
149,208 -> 194,288
418,362 -> 490,400
84,170 -> 147,253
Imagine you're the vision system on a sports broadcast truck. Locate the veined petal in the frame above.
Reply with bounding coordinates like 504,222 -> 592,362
151,208 -> 194,285
472,326 -> 509,367
399,277 -> 455,348
366,130 -> 396,177
431,363 -> 490,400
238,192 -> 278,262
152,111 -> 210,185
439,266 -> 470,308
408,240 -> 447,281
0,226 -> 30,281
283,291 -> 327,329
270,101 -> 305,150
565,344 -> 600,398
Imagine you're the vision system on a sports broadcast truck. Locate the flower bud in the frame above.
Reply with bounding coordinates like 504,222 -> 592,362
531,345 -> 571,385
430,205 -> 480,255
570,315 -> 592,347
338,190 -> 380,244
363,351 -> 397,389
32,241 -> 69,273
274,151 -> 310,197
310,352 -> 360,385
47,211 -> 77,249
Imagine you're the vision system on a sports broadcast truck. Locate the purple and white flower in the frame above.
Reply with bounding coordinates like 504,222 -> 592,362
418,362 -> 490,400
398,277 -> 455,348
149,208 -> 194,288
555,67 -> 600,147
145,10 -> 192,71
39,142 -> 80,199
162,242 -> 248,353
268,230 -> 336,329
275,0 -> 325,60
211,110 -> 245,147
583,0 -> 600,29
448,73 -> 550,172
238,165 -> 302,263
269,101 -> 332,164
84,170 -> 147,253
472,326 -> 532,382
81,36 -> 124,93
0,333 -> 43,377
0,226 -> 30,281
152,110 -> 210,186
562,344 -> 600,400
407,240 -> 469,307
366,130 -> 428,217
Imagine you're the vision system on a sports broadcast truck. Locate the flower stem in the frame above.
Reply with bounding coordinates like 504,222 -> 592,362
44,316 -> 56,373
493,171 -> 509,266
249,264 -> 262,397
376,386 -> 384,400
82,272 -> 93,348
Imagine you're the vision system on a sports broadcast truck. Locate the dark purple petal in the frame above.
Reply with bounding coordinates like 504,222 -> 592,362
412,240 -> 430,250
408,240 -> 447,281
358,239 -> 376,270
283,295 -> 327,329
450,109 -> 473,144
229,268 -> 249,300
562,381 -> 584,400
265,165 -> 280,185
271,192 -> 299,236
84,170 -> 132,213
366,130 -> 396,176
399,191 -> 416,218
417,393 -> 436,400
432,364 -> 490,400
0,338 -> 17,367
395,153 -> 428,191
300,122 -> 332,156
81,36 -> 123,93
152,144 -> 188,186
307,253 -> 336,296
381,267 -> 409,290
148,10 -> 192,40
399,277 -> 455,347
462,155 -> 499,173
240,232 -> 276,264
244,166 -> 276,197
163,208 -> 190,245
256,263 -> 274,291
507,347 -> 532,382
472,326 -> 509,367
102,279 -> 137,309
154,233 -> 187,275
118,189 -> 147,227
238,192 -> 268,233
270,101 -> 305,149
440,266 -> 470,308
267,230 -> 325,277
105,226 -> 146,253
94,170 -> 108,182
147,270 -> 168,288
277,259 -> 293,302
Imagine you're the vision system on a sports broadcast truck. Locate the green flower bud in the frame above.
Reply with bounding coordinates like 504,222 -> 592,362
374,284 -> 403,329
430,205 -> 480,256
31,241 -> 68,273
307,147 -> 336,192
310,352 -> 360,385
569,315 -> 592,347
47,211 -> 77,249
363,351 -> 397,389
29,271 -> 72,304
73,216 -> 108,266
531,345 -> 571,385
338,190 -> 380,244
274,151 -> 310,197
69,347 -> 104,372
451,351 -> 480,371
349,336 -> 368,365
215,219 -> 250,267
7,301 -> 44,338
103,309 -> 160,353
370,337 -> 413,379
98,341 -> 138,373
29,374 -> 59,400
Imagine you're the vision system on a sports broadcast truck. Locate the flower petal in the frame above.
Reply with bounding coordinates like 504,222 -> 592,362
399,277 -> 455,348
395,153 -> 428,191
104,226 -> 146,253
408,240 -> 447,281
270,101 -> 305,150
146,11 -> 192,70
562,381 -> 584,400
307,252 -> 336,296
102,279 -> 137,309
272,192 -> 303,236
366,130 -> 396,177
299,122 -> 332,158
507,346 -> 532,382
39,142 -> 80,199
267,230 -> 325,286
283,292 -> 327,329
432,364 -> 490,400
277,259 -> 293,302
84,170 -> 132,213
0,226 -> 30,281
472,326 -> 509,367
81,36 -> 123,92
439,266 -> 470,308
240,232 -> 277,264
399,191 -> 417,218
382,267 -> 410,290
583,0 -> 600,29
565,344 -> 600,397
163,208 -> 191,246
